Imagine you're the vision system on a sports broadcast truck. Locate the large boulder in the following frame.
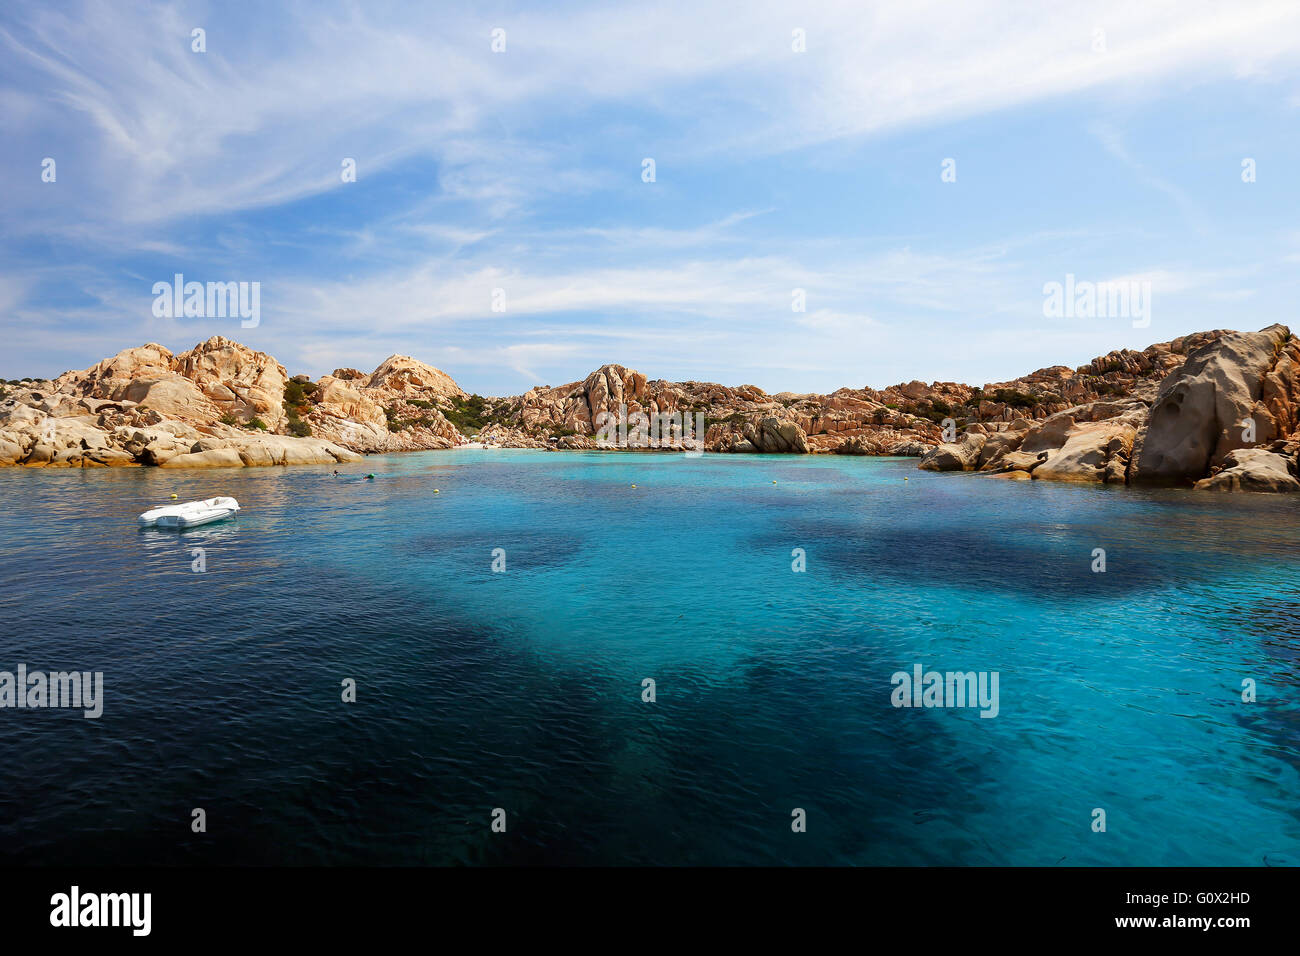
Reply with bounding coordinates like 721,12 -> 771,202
975,427 -> 1025,469
1193,443 -> 1300,493
1130,325 -> 1293,484
123,378 -> 216,420
0,433 -> 24,464
889,440 -> 933,457
918,431 -> 986,471
159,447 -> 246,468
1030,418 -> 1137,483
232,435 -> 363,466
833,436 -> 873,455
160,436 -> 362,468
992,449 -> 1049,473
743,416 -> 809,453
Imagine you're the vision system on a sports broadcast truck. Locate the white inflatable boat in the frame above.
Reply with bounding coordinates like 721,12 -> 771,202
138,497 -> 240,529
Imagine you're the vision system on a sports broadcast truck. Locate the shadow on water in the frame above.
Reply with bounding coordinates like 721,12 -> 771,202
2,457 -> 1299,865
0,541 -> 986,865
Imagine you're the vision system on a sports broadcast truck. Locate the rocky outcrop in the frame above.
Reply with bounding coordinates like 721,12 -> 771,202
1129,325 -> 1297,484
1193,442 -> 1300,493
1,337 -> 468,468
505,363 -> 943,454
7,324 -> 1299,490
1029,418 -> 1137,484
161,436 -> 361,468
476,424 -> 549,449
518,364 -> 650,437
833,436 -> 872,455
54,337 -> 292,432
1,337 -> 363,468
991,449 -> 1049,474
916,325 -> 1300,493
744,417 -> 810,453
984,402 -> 1147,484
919,431 -> 986,471
364,355 -> 465,401
172,336 -> 291,431
305,379 -> 462,454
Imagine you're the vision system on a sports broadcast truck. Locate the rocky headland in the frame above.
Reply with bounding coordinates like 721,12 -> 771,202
2,325 -> 1297,492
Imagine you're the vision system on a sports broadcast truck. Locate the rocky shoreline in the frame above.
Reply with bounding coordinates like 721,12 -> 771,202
917,323 -> 1300,493
2,325 -> 1298,492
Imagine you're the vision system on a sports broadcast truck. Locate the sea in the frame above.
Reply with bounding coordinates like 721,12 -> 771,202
0,450 -> 1297,865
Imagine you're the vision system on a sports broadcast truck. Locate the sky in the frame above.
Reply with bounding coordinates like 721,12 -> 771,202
2,0 -> 1300,396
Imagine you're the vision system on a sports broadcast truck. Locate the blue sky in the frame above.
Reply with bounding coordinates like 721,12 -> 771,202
3,0 -> 1300,395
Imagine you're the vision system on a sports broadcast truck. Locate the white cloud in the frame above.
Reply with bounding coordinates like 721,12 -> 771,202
5,0 -> 1300,231
4,1 -> 1300,390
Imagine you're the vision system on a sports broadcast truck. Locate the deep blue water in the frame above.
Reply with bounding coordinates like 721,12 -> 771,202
0,450 -> 1297,866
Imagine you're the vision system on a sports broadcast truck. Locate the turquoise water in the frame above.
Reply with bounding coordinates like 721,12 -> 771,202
0,450 -> 1297,865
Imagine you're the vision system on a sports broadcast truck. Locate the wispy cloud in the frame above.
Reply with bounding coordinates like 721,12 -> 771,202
3,1 -> 1300,391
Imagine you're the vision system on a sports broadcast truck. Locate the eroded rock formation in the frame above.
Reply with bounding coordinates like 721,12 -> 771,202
919,325 -> 1300,492
0,337 -> 361,468
6,324 -> 1299,489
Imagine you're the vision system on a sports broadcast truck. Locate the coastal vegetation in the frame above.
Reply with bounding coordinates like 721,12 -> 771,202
438,394 -> 518,436
989,388 -> 1038,408
282,379 -> 315,437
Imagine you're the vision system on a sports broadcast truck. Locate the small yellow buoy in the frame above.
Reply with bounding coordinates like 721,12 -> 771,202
631,484 -> 637,488
433,489 -> 440,494
170,494 -> 178,499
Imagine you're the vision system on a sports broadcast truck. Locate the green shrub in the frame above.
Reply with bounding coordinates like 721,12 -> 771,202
282,380 -> 317,433
441,394 -> 513,433
990,388 -> 1037,408
283,380 -> 314,406
244,417 -> 267,431
219,412 -> 240,426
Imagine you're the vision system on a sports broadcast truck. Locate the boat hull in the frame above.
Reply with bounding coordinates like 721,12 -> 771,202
139,497 -> 240,528
154,507 -> 237,528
